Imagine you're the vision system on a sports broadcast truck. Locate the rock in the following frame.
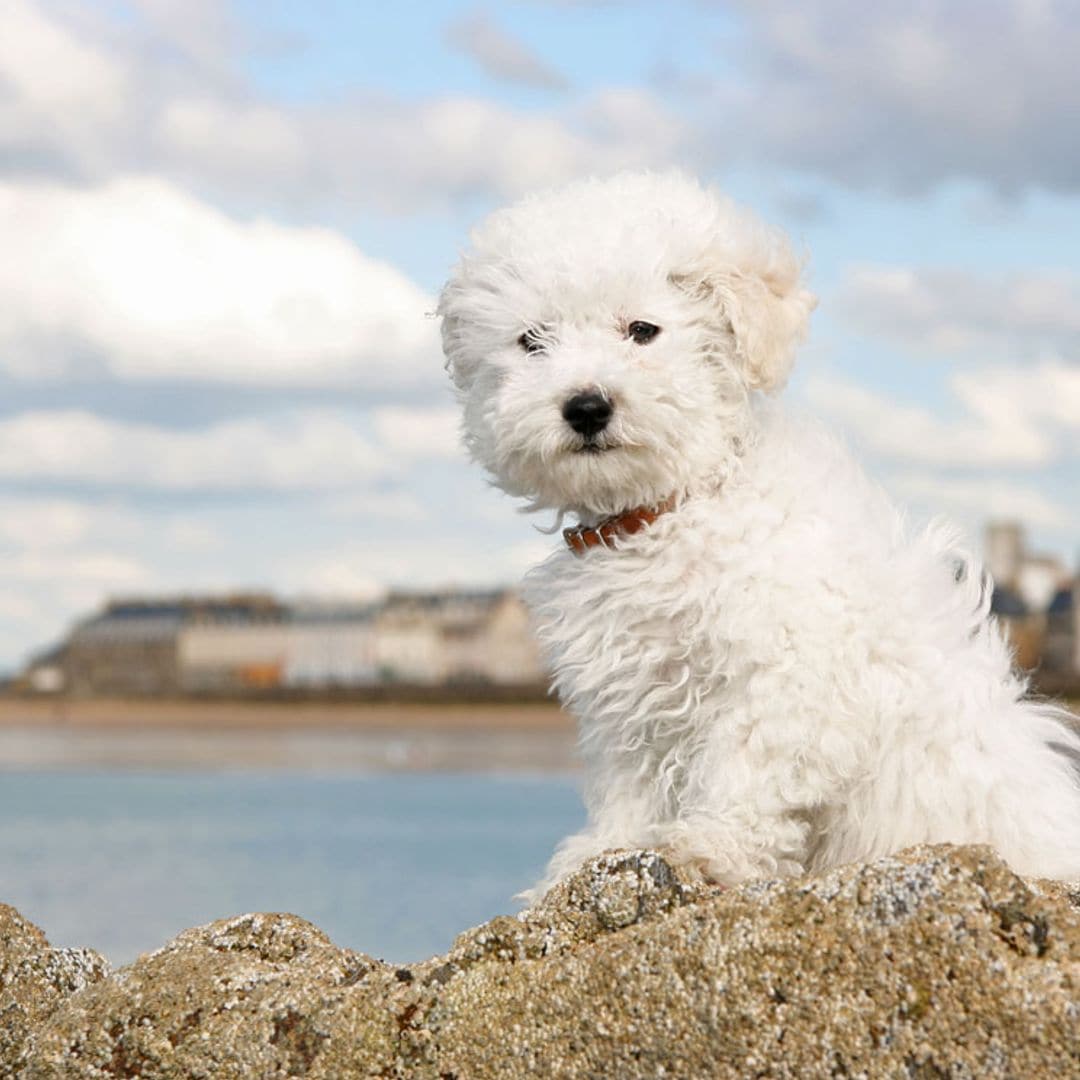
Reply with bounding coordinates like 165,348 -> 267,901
21,913 -> 398,1079
0,904 -> 109,1078
429,846 -> 1080,1079
11,844 -> 1080,1078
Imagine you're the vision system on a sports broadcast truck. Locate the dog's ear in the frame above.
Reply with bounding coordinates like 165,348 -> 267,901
438,310 -> 470,393
672,256 -> 816,393
437,281 -> 479,394
437,262 -> 517,393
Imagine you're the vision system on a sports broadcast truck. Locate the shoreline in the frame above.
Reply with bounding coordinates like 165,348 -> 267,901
0,726 -> 579,772
0,697 -> 571,732
0,699 -> 577,772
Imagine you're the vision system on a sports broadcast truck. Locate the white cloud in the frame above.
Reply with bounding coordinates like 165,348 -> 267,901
283,556 -> 386,602
151,90 -> 662,208
0,497 -> 142,550
152,85 -> 688,211
327,93 -> 686,208
802,363 -> 1080,562
6,551 -> 149,586
804,361 -> 1080,469
0,409 -> 381,490
715,1 -> 1080,195
837,265 -> 1080,361
891,473 -> 1071,531
445,11 -> 567,90
952,362 -> 1080,439
281,535 -> 552,598
319,491 -> 428,522
11,0 -> 1080,206
157,98 -> 307,183
0,2 -> 689,210
0,1 -> 126,115
803,376 -> 1044,468
0,589 -> 39,623
164,519 -> 222,552
0,495 -> 158,667
0,176 -> 440,386
372,406 -> 463,459
125,0 -> 240,72
0,0 -> 130,176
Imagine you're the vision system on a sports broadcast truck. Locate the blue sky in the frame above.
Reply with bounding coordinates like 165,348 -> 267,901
1,0 -> 1079,671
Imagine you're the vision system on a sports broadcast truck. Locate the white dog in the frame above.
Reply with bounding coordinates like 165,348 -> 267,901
439,171 -> 1080,898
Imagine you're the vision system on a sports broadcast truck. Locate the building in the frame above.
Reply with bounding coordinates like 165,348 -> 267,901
989,586 -> 1041,671
63,600 -> 188,696
164,594 -> 286,690
985,521 -> 1024,595
441,589 -> 543,685
372,589 -> 544,686
1044,582 -> 1079,676
24,588 -> 545,696
20,644 -> 68,694
372,595 -> 446,685
985,522 -> 1078,679
283,605 -> 378,688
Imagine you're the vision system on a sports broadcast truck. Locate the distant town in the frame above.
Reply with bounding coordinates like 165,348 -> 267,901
8,522 -> 1080,701
14,588 -> 548,700
985,522 -> 1079,694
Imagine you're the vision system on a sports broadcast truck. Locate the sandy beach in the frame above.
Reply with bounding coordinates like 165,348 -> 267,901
0,697 -> 570,731
0,698 -> 576,771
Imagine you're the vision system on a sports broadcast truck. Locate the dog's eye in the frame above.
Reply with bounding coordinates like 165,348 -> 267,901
627,321 -> 661,344
517,329 -> 545,355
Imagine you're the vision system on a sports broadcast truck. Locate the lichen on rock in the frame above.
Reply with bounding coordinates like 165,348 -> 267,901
20,912 -> 396,1079
6,844 -> 1080,1078
0,904 -> 109,1078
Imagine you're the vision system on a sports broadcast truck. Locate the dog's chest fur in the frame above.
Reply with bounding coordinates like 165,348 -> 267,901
522,498 -> 756,807
519,416 -> 913,814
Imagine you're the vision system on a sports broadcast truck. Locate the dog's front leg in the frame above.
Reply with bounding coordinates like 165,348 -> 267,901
653,804 -> 812,887
526,794 -> 811,901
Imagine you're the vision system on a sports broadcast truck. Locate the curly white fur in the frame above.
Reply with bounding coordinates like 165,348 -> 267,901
439,171 -> 1080,898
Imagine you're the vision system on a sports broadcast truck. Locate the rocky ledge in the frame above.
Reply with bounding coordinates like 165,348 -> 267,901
2,845 -> 1079,1079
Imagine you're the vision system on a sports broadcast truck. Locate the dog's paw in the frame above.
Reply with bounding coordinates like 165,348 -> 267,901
656,826 -> 807,887
658,849 -> 727,888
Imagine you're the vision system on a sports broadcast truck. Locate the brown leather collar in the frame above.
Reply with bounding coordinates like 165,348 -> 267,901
563,495 -> 677,556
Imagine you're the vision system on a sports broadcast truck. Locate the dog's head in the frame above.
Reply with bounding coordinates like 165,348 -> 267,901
439,171 -> 815,519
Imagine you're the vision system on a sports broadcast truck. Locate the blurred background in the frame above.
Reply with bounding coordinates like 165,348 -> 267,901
0,0 -> 1078,964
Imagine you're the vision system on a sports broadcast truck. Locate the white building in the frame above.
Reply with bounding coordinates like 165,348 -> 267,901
178,615 -> 290,691
373,589 -> 545,686
284,609 -> 377,687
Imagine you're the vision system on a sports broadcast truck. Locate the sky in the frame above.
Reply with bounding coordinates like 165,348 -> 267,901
1,0 -> 1080,672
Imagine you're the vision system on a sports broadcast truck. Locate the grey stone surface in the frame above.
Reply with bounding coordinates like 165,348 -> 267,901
6,845 -> 1080,1078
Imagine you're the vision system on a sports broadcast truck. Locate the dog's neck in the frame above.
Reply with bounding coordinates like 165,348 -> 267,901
563,495 -> 677,556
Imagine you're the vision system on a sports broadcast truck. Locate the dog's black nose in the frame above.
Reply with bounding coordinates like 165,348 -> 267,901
562,391 -> 613,437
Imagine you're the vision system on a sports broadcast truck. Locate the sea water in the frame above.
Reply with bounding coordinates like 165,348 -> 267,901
0,770 -> 584,966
